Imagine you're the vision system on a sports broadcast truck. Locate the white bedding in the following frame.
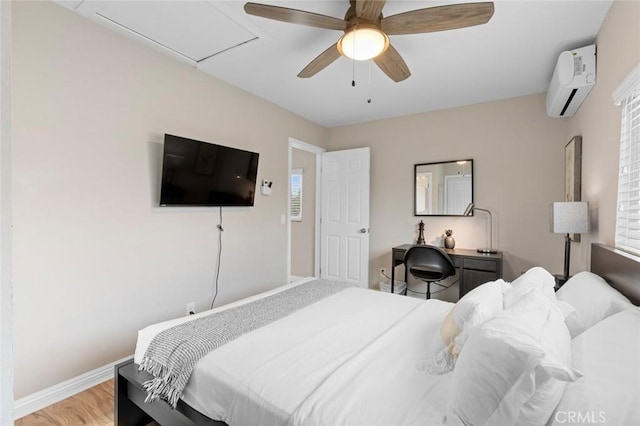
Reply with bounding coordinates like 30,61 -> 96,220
547,308 -> 640,426
134,274 -> 640,426
135,280 -> 453,426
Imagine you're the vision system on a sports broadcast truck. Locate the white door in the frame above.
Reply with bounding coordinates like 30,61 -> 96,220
445,174 -> 472,215
320,148 -> 370,288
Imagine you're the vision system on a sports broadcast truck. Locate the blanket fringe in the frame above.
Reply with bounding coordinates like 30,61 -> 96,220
139,357 -> 182,407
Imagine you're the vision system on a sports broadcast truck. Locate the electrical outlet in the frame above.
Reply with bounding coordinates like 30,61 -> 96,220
379,268 -> 387,278
186,302 -> 196,315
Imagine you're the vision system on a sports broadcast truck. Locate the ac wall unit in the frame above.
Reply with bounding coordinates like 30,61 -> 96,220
546,44 -> 596,117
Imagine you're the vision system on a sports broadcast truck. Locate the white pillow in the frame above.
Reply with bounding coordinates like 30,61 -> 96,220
417,280 -> 504,374
453,279 -> 505,329
447,289 -> 582,426
503,266 -> 556,308
503,266 -> 576,322
549,309 -> 640,426
556,271 -> 634,337
450,279 -> 505,356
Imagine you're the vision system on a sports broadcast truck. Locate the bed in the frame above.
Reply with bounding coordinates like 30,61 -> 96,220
115,243 -> 640,426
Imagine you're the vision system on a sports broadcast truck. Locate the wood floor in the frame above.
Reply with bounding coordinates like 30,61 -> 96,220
15,379 -> 158,426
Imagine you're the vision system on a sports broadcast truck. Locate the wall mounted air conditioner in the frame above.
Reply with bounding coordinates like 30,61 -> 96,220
546,44 -> 596,117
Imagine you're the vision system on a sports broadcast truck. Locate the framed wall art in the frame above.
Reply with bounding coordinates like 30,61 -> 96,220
565,135 -> 583,241
565,136 -> 582,202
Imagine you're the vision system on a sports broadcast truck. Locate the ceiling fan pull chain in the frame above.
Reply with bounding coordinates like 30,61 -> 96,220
352,56 -> 356,87
367,61 -> 372,104
352,30 -> 356,87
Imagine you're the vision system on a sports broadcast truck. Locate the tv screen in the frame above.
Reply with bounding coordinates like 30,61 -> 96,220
159,134 -> 259,207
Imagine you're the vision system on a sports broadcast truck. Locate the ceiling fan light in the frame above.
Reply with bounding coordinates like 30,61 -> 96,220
338,25 -> 389,61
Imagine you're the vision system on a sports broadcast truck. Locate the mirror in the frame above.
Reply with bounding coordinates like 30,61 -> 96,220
414,159 -> 473,216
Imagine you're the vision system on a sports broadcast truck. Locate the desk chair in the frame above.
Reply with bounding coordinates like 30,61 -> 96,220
404,245 -> 456,299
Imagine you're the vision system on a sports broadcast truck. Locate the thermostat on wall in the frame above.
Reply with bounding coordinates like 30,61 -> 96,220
261,180 -> 272,196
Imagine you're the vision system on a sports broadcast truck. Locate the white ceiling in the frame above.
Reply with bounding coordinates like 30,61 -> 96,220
56,0 -> 613,127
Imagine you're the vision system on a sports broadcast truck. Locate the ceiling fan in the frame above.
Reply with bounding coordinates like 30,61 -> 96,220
244,0 -> 495,82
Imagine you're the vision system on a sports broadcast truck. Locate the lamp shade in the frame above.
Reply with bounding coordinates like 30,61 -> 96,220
552,202 -> 589,234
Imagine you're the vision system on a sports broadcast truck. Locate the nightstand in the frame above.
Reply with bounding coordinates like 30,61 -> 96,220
554,274 -> 571,291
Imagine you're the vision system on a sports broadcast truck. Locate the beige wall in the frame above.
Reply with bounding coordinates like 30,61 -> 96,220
328,94 -> 569,285
567,0 -> 640,270
291,149 -> 316,277
12,1 -> 327,398
328,0 -> 640,286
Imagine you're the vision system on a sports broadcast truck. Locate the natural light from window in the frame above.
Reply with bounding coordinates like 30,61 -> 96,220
615,64 -> 640,255
291,169 -> 303,222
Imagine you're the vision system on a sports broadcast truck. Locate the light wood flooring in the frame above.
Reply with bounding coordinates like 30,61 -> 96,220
15,379 -> 158,426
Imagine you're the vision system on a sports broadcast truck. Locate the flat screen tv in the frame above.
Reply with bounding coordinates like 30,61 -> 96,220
159,134 -> 259,207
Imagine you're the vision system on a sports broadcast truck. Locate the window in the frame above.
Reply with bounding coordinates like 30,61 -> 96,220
290,169 -> 303,222
615,64 -> 640,255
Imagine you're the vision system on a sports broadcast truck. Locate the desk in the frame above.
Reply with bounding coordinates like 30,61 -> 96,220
391,244 -> 503,299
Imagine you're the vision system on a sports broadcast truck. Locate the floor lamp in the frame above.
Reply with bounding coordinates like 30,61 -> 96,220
464,203 -> 497,254
552,202 -> 589,283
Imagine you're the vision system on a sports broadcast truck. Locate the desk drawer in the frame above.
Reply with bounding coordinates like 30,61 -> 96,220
463,258 -> 498,272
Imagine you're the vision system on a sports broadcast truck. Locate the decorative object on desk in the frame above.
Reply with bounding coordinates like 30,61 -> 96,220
415,159 -> 473,216
552,201 -> 589,283
463,203 -> 497,254
443,229 -> 455,249
416,220 -> 426,245
565,136 -> 583,241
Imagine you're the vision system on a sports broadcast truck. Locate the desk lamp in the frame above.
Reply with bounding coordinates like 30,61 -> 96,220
464,203 -> 497,254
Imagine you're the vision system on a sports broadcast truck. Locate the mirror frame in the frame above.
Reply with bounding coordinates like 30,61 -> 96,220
414,159 -> 474,216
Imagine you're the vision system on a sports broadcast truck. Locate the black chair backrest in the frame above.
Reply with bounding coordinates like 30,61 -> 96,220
404,245 -> 456,280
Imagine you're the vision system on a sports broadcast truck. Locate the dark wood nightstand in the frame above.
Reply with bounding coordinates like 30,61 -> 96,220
554,274 -> 571,291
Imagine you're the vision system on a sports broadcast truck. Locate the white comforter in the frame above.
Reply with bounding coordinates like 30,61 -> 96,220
135,279 -> 453,426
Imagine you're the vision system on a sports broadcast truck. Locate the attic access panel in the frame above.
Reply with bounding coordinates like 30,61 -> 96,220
76,1 -> 257,63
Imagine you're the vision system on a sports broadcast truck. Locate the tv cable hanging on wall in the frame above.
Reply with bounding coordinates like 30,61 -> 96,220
210,206 -> 223,309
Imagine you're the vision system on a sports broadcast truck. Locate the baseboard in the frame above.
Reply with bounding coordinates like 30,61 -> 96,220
13,354 -> 132,420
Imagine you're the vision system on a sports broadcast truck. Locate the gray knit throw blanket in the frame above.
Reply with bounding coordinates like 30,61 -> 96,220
139,279 -> 353,408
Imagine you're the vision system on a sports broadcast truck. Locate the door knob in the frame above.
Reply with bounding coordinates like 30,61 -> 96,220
359,228 -> 368,233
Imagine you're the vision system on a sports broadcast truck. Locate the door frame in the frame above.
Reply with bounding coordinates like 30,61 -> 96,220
287,138 -> 325,283
415,171 -> 433,214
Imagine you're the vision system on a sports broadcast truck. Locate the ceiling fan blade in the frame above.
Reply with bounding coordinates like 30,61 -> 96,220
298,43 -> 341,78
381,2 -> 494,35
373,44 -> 411,82
244,3 -> 347,31
356,0 -> 387,22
